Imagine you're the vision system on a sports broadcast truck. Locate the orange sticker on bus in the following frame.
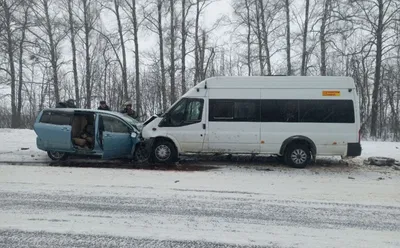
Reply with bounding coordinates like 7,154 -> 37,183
322,91 -> 340,96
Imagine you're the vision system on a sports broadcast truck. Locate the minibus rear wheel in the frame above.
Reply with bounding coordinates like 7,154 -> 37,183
284,144 -> 311,168
153,140 -> 178,164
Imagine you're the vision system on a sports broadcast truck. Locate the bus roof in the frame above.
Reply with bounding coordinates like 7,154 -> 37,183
195,76 -> 356,89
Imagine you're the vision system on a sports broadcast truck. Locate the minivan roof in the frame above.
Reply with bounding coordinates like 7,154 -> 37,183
195,76 -> 356,89
42,108 -> 140,123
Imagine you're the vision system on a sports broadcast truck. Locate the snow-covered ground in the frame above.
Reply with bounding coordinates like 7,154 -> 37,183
1,128 -> 400,247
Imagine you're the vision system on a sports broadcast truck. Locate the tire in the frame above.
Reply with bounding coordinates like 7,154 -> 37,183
284,144 -> 311,168
134,143 -> 150,163
275,155 -> 284,164
47,151 -> 68,161
152,140 -> 177,164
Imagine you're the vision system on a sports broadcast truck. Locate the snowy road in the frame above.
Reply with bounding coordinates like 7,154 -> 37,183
1,164 -> 400,247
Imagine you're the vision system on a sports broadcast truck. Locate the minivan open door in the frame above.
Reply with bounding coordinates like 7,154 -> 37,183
33,110 -> 73,152
98,115 -> 135,159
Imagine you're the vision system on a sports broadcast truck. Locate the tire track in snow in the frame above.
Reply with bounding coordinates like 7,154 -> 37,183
1,191 -> 399,232
0,230 -> 271,248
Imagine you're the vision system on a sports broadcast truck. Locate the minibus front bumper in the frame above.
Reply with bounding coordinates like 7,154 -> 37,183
347,143 -> 362,157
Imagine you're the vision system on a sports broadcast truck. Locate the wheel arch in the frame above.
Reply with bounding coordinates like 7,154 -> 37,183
279,136 -> 317,157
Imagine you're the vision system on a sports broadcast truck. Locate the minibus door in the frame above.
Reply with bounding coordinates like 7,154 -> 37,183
165,98 -> 207,153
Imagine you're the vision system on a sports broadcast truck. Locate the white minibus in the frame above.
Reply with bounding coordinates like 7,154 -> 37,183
140,76 -> 362,168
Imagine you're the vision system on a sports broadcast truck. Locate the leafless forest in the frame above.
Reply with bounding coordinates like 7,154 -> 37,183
0,0 -> 399,140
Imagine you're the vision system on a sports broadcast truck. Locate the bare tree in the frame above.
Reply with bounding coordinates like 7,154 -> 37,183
124,0 -> 141,116
353,0 -> 400,137
194,0 -> 200,84
157,0 -> 167,110
1,0 -> 18,127
254,0 -> 264,75
232,0 -> 253,76
285,0 -> 291,75
180,0 -> 192,94
66,0 -> 80,107
31,0 -> 66,104
77,0 -> 100,108
110,0 -> 128,100
169,0 -> 176,103
143,0 -> 167,110
301,0 -> 310,76
258,0 -> 271,75
17,2 -> 31,126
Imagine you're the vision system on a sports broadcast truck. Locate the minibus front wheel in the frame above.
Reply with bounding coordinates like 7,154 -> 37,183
152,140 -> 178,163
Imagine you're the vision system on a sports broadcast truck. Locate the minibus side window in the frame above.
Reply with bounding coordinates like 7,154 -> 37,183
209,99 -> 259,122
185,100 -> 203,122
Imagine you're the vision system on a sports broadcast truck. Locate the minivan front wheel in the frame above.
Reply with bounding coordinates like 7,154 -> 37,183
284,145 -> 311,168
152,141 -> 177,163
47,151 -> 68,161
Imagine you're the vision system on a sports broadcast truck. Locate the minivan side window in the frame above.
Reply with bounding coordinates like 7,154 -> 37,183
163,98 -> 204,127
102,116 -> 130,133
40,111 -> 72,125
209,99 -> 259,122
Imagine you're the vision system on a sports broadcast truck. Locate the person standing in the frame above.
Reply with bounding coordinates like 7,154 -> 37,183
120,101 -> 138,119
98,101 -> 111,111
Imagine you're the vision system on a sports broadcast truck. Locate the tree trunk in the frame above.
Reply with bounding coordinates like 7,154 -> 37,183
3,1 -> 17,128
245,0 -> 251,76
194,0 -> 200,84
255,0 -> 264,75
170,0 -> 176,103
17,5 -> 30,127
320,0 -> 331,76
199,30 -> 206,80
114,0 -> 128,100
301,0 -> 310,76
157,0 -> 167,111
285,0 -> 291,75
131,0 -> 141,117
259,0 -> 271,75
68,0 -> 80,107
370,0 -> 384,138
43,0 -> 60,103
181,0 -> 187,94
83,0 -> 92,108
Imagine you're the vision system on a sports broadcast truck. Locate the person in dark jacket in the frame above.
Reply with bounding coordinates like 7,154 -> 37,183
65,99 -> 77,108
120,101 -> 138,119
56,99 -> 76,108
98,101 -> 111,111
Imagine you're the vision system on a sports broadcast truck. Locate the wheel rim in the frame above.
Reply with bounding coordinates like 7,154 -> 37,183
291,149 -> 308,165
135,145 -> 150,162
50,151 -> 65,160
155,145 -> 171,161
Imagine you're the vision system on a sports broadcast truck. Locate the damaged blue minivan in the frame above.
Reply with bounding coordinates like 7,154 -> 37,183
33,108 -> 142,161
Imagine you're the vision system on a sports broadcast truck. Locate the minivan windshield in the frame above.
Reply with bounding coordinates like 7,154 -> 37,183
113,112 -> 141,132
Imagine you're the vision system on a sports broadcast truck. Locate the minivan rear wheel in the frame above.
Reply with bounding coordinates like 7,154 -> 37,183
284,145 -> 311,168
47,151 -> 68,161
